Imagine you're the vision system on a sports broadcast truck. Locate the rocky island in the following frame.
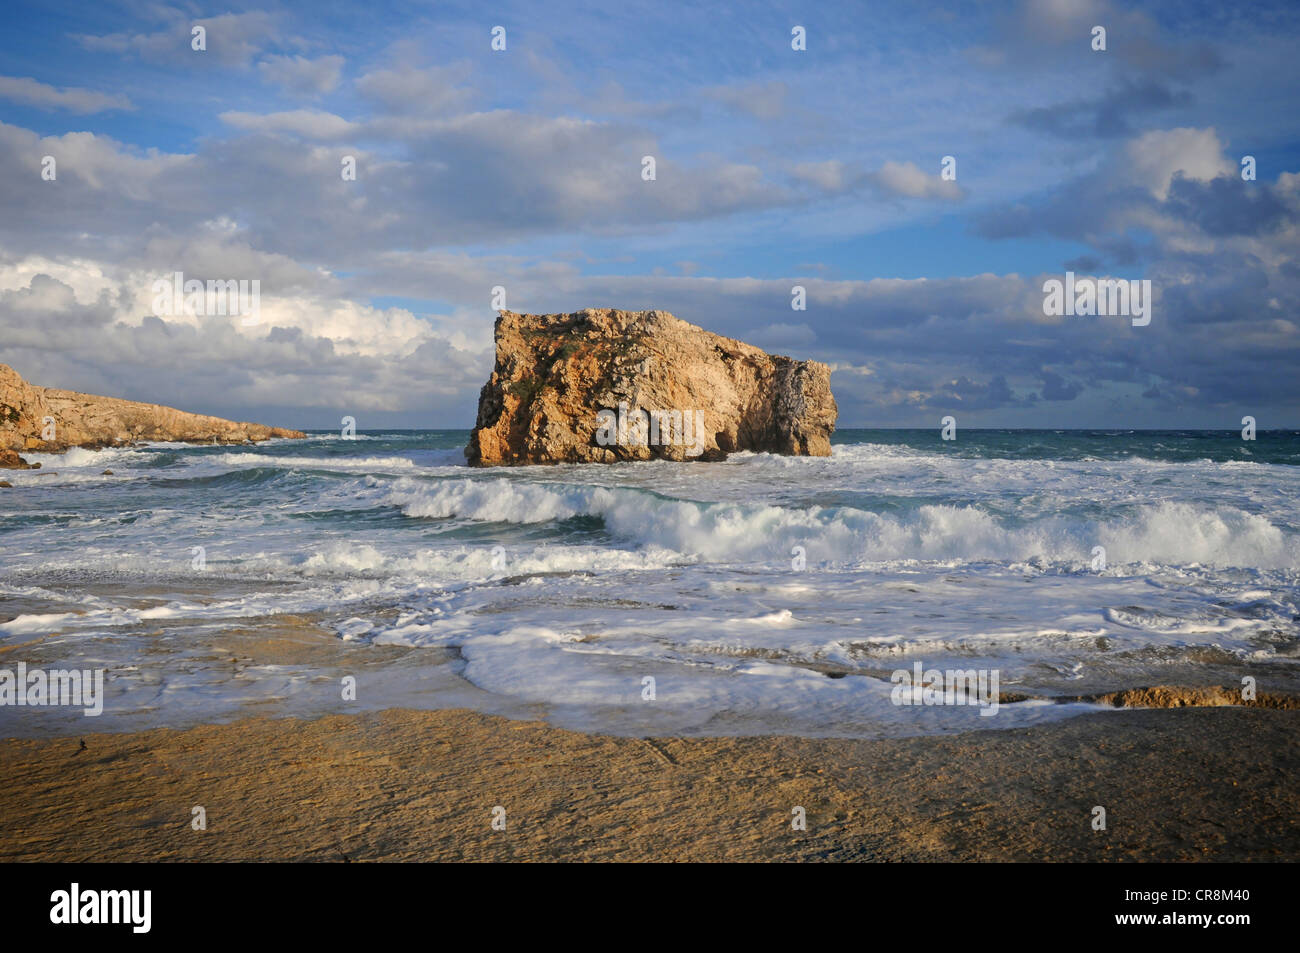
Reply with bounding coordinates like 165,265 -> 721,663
467,308 -> 837,466
0,363 -> 304,467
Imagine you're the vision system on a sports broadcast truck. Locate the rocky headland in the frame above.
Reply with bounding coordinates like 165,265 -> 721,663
0,363 -> 304,468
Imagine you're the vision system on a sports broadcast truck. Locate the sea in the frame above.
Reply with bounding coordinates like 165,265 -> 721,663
2,429 -> 1298,738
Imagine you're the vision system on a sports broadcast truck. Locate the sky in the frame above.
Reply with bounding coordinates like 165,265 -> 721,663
1,0 -> 1298,429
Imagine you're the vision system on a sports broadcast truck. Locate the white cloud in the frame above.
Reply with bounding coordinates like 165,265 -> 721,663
356,64 -> 474,115
219,109 -> 359,139
0,123 -> 192,197
76,12 -> 278,67
1121,127 -> 1235,200
257,55 -> 344,95
0,76 -> 133,113
703,81 -> 787,120
792,160 -> 851,192
868,161 -> 964,201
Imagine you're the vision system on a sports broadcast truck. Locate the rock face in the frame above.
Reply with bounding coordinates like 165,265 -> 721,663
0,449 -> 39,470
0,363 -> 305,460
467,309 -> 837,466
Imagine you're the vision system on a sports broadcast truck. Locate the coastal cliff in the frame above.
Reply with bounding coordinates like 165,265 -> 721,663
467,308 -> 837,466
0,363 -> 305,462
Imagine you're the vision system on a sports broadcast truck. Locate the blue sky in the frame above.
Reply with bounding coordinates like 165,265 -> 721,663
1,0 -> 1298,428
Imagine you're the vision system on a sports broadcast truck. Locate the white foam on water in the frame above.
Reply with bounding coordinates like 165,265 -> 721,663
2,434 -> 1297,739
378,476 -> 1300,569
212,452 -> 418,470
17,446 -> 148,469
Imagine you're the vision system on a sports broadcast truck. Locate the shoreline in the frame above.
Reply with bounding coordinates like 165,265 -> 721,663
2,704 -> 1296,862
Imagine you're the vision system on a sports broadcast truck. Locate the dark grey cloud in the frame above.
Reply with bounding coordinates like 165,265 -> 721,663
1040,370 -> 1083,401
1164,174 -> 1292,237
1011,79 -> 1193,139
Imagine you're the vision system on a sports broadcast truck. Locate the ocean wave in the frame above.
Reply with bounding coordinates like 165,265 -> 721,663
381,478 -> 1300,569
284,541 -> 684,577
17,445 -> 158,469
212,452 -> 418,471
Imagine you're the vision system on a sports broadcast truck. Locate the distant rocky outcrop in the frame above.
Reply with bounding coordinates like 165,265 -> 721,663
467,309 -> 837,466
0,363 -> 305,463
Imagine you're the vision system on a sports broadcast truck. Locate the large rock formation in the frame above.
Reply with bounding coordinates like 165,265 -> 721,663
467,309 -> 837,466
0,363 -> 305,461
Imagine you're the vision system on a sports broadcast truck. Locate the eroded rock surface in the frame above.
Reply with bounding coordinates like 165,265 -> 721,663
467,309 -> 837,465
